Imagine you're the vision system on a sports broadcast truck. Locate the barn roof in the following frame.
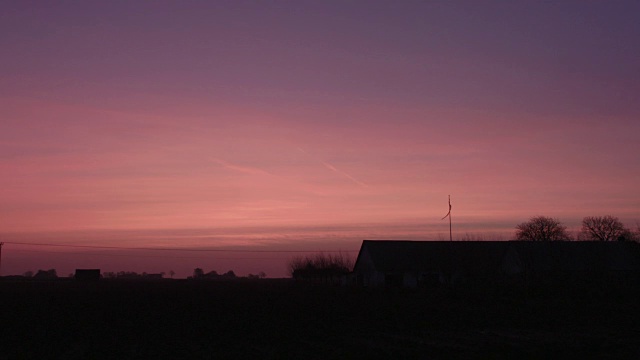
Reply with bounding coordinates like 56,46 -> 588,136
354,240 -> 640,274
354,240 -> 508,275
506,240 -> 640,272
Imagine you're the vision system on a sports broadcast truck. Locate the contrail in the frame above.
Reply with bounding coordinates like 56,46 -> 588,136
297,147 -> 368,188
211,157 -> 328,196
320,161 -> 368,188
211,158 -> 271,176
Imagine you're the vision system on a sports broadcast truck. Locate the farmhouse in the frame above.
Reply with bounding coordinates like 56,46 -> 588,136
353,240 -> 640,287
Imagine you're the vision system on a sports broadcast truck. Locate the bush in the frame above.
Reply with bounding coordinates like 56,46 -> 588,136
288,252 -> 354,280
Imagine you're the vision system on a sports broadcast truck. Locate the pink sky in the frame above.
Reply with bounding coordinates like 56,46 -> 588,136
1,1 -> 639,277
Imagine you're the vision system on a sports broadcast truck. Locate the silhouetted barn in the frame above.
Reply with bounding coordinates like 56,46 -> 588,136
502,241 -> 640,282
353,240 -> 505,287
74,269 -> 101,281
353,240 -> 640,288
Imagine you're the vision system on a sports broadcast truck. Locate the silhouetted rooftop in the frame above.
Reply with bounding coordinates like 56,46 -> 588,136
354,240 -> 640,274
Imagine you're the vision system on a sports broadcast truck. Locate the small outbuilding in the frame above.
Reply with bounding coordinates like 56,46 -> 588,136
74,269 -> 101,281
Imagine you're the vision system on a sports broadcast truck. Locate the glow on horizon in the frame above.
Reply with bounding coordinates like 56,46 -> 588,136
1,1 -> 639,276
2,98 -> 636,233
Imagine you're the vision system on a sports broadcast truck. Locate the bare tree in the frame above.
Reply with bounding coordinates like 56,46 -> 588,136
169,270 -> 175,279
515,216 -> 571,241
580,215 -> 632,241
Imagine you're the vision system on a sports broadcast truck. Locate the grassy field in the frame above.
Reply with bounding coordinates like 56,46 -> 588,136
1,278 -> 639,359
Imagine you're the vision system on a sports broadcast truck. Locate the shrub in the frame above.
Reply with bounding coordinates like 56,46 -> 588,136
288,252 -> 354,280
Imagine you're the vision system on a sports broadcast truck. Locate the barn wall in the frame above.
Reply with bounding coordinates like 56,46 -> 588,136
354,246 -> 386,286
403,272 -> 418,287
501,245 -> 523,275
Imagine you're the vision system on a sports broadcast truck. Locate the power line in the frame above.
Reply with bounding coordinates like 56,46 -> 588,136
9,248 -> 291,260
3,241 -> 359,253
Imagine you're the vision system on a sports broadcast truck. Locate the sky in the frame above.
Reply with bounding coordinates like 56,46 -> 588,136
1,1 -> 639,277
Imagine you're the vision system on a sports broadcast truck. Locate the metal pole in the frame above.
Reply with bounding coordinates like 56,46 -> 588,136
0,242 -> 4,276
449,196 -> 452,242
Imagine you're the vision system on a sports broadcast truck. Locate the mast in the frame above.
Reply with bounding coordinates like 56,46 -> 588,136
448,195 -> 452,242
441,195 -> 452,241
0,242 -> 4,276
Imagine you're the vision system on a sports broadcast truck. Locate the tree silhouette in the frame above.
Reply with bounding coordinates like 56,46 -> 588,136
515,216 -> 571,241
169,270 -> 175,278
205,270 -> 219,278
193,268 -> 204,278
580,215 -> 632,241
117,271 -> 140,278
33,269 -> 58,279
222,270 -> 236,278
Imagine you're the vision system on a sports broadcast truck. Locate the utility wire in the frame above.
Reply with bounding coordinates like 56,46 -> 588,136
3,241 -> 359,253
10,248 -> 289,260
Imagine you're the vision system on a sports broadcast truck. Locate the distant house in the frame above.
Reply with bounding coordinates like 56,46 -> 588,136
74,269 -> 101,281
353,240 -> 640,288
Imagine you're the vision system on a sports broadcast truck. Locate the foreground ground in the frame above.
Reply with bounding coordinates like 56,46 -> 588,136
0,278 -> 639,359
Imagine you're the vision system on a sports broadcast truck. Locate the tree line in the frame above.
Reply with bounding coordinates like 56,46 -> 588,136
516,215 -> 639,242
190,268 -> 267,280
12,269 -> 267,280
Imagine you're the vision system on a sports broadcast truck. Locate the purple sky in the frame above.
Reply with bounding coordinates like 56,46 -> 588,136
1,1 -> 639,277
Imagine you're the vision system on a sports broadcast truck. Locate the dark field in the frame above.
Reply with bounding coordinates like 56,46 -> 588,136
1,279 -> 639,359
